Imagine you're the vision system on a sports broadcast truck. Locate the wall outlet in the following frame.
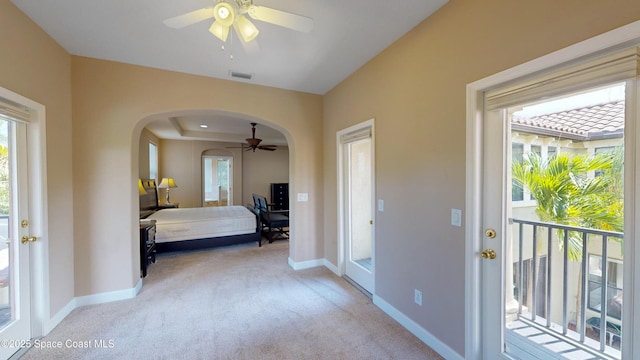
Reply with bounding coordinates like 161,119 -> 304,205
414,289 -> 423,306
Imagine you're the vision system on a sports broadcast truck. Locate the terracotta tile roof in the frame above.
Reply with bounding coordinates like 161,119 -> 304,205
512,101 -> 624,141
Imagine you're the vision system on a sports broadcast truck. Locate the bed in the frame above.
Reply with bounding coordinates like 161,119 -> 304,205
139,179 -> 262,252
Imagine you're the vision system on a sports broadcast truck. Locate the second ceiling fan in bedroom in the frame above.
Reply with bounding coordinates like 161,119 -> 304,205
228,122 -> 278,152
163,0 -> 314,44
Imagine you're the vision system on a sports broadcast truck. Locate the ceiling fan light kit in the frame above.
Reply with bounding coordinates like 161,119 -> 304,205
234,15 -> 260,42
164,0 -> 314,47
209,21 -> 230,42
213,2 -> 235,26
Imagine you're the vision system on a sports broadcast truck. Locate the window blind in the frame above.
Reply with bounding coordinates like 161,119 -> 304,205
0,97 -> 32,123
485,47 -> 640,111
340,127 -> 371,144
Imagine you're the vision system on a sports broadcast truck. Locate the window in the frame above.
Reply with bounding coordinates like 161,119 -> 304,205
548,146 -> 557,158
587,254 -> 623,320
594,146 -> 615,177
531,145 -> 541,157
149,142 -> 158,181
512,143 -> 524,201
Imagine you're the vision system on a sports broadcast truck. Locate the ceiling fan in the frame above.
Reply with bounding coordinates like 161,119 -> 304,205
163,0 -> 313,44
228,122 -> 278,152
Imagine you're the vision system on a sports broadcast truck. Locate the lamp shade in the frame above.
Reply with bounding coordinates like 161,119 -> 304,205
235,15 -> 259,42
158,177 -> 177,189
209,21 -> 229,42
213,2 -> 235,27
137,179 -> 147,195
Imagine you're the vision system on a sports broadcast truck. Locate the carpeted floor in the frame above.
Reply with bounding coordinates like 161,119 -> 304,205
21,241 -> 443,360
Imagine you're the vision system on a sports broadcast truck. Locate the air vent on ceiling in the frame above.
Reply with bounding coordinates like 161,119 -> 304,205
229,71 -> 253,80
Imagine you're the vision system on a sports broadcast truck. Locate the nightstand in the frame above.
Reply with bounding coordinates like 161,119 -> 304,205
139,219 -> 156,278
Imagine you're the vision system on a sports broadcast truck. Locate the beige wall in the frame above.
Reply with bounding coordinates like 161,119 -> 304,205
71,57 -> 323,296
0,1 -> 74,320
157,139 -> 244,208
138,128 -> 159,180
323,0 -> 640,356
140,132 -> 289,208
242,146 -> 290,206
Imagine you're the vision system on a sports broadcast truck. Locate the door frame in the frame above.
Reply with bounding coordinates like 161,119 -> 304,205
337,118 -> 375,293
466,21 -> 640,359
0,86 -> 48,341
201,155 -> 233,206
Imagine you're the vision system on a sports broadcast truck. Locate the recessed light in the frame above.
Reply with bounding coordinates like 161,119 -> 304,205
200,124 -> 208,129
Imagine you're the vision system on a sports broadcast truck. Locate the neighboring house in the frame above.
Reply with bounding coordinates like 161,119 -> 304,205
509,99 -> 625,337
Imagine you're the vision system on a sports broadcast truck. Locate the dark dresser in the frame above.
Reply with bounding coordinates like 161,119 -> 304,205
270,183 -> 289,210
139,219 -> 156,277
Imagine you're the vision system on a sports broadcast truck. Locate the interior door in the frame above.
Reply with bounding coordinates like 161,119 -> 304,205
342,133 -> 375,294
0,118 -> 32,359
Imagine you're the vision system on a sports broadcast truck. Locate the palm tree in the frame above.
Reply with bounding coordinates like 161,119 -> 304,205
512,149 -> 623,260
512,148 -> 623,331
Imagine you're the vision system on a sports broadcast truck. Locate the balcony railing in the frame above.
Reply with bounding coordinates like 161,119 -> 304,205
510,218 -> 623,360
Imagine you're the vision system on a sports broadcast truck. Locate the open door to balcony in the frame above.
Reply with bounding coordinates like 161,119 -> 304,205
476,48 -> 639,359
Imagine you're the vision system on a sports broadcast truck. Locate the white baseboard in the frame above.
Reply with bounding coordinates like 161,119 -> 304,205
287,257 -> 341,277
43,298 -> 76,334
75,279 -> 142,307
373,295 -> 464,360
40,279 -> 142,336
287,257 -> 325,270
323,259 -> 341,276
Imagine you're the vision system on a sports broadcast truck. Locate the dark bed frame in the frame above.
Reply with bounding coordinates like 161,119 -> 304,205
139,179 -> 262,252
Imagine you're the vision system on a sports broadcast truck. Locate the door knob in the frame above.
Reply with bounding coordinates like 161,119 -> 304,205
481,249 -> 496,260
21,236 -> 37,245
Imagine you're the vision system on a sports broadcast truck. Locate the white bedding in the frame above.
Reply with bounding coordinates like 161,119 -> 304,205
147,206 -> 257,243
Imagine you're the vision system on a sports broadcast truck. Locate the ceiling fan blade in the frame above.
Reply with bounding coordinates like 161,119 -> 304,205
258,145 -> 277,151
163,7 -> 215,29
247,5 -> 314,33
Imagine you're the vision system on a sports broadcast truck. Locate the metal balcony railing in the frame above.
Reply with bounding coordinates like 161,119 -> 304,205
510,218 -> 623,360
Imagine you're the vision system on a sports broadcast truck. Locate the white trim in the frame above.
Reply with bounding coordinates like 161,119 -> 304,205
466,19 -> 640,359
40,280 -> 143,334
0,87 -> 49,341
336,118 -> 375,294
75,279 -> 142,307
287,257 -> 324,270
323,259 -> 340,276
373,295 -> 463,360
43,298 -> 76,334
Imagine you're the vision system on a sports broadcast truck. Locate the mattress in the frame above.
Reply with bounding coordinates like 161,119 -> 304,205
147,206 -> 257,243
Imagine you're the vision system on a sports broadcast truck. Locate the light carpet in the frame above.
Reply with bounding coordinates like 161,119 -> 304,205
21,241 -> 443,360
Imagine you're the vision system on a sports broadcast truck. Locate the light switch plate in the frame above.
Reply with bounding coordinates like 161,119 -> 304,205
378,199 -> 384,212
297,193 -> 309,202
451,209 -> 462,227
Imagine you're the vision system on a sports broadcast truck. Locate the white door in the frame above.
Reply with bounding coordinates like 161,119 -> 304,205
481,81 -> 630,359
339,121 -> 375,294
0,117 -> 32,359
480,106 -> 506,358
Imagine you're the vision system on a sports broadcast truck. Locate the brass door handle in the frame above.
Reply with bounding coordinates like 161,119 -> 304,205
481,249 -> 496,260
21,236 -> 37,245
